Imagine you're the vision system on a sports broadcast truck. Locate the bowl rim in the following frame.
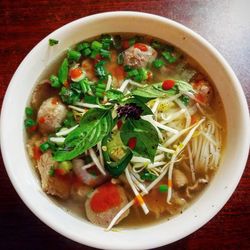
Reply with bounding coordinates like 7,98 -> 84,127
1,11 -> 250,250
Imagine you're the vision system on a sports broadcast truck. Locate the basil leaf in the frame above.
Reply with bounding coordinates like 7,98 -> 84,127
131,82 -> 178,98
131,80 -> 194,99
120,119 -> 159,162
106,89 -> 124,102
58,58 -> 68,84
123,97 -> 153,116
53,108 -> 114,161
175,80 -> 194,92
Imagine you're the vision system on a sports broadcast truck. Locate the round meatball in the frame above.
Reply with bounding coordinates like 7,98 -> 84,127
37,97 -> 67,135
85,183 -> 129,227
123,43 -> 157,68
192,80 -> 213,106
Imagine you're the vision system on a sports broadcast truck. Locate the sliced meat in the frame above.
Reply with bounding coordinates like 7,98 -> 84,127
31,80 -> 58,110
192,80 -> 213,106
72,158 -> 109,187
85,183 -> 129,227
173,169 -> 188,189
37,151 -> 72,199
37,97 -> 67,135
123,43 -> 157,68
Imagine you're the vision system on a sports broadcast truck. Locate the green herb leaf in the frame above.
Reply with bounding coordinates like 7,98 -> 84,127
176,80 -> 194,93
58,58 -> 68,84
131,82 -> 178,98
106,89 -> 124,102
53,108 -> 114,161
49,39 -> 59,46
120,119 -> 159,162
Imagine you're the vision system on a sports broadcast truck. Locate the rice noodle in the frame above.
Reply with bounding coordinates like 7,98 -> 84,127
88,148 -> 106,176
125,168 -> 149,215
56,125 -> 79,137
167,118 -> 205,203
68,105 -> 86,113
74,102 -> 100,109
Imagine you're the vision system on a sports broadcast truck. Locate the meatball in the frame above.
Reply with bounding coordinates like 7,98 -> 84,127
37,97 -> 67,135
37,152 -> 72,199
31,80 -> 58,110
123,43 -> 157,68
192,80 -> 213,106
85,183 -> 129,227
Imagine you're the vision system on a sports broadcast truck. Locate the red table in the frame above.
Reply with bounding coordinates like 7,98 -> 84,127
0,1 -> 249,249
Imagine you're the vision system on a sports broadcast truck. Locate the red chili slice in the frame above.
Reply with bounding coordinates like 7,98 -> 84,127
128,137 -> 137,150
117,120 -> 123,130
33,145 -> 42,160
134,43 -> 148,52
122,40 -> 130,49
38,116 -> 46,124
162,80 -> 175,90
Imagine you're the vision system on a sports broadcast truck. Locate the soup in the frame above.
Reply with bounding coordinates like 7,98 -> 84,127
24,34 -> 225,230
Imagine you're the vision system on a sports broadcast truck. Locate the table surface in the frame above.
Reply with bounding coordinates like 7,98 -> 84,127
0,1 -> 249,249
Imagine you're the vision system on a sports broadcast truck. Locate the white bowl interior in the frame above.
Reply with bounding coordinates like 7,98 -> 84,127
1,12 -> 249,250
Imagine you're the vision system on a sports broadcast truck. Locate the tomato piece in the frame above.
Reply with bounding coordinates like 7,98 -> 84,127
162,80 -> 175,90
134,43 -> 148,52
70,68 -> 82,79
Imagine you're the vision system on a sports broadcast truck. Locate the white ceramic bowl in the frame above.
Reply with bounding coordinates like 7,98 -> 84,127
1,12 -> 249,250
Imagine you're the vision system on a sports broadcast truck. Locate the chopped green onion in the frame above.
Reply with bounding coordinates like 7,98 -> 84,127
117,53 -> 124,65
49,39 -> 59,46
113,35 -> 122,49
76,42 -> 90,51
25,107 -> 33,117
49,75 -> 61,88
124,65 -> 132,72
151,40 -> 162,49
159,184 -> 168,193
162,51 -> 177,64
79,78 -> 91,93
180,95 -> 190,106
24,118 -> 36,128
63,111 -> 77,128
129,37 -> 136,46
67,49 -> 81,61
127,69 -> 139,77
58,58 -> 68,84
90,50 -> 99,59
140,171 -> 157,181
91,41 -> 102,51
134,68 -> 148,82
100,49 -> 110,59
82,48 -> 92,57
48,166 -> 55,176
153,59 -> 164,69
95,60 -> 108,79
84,95 -> 97,104
40,142 -> 50,152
